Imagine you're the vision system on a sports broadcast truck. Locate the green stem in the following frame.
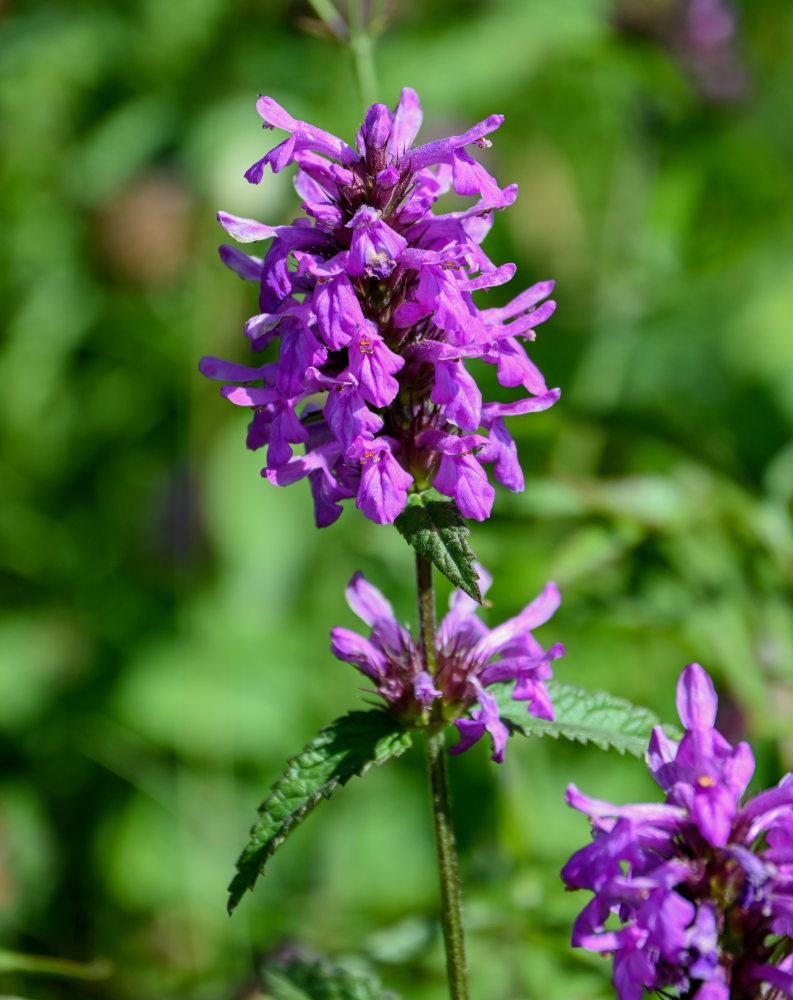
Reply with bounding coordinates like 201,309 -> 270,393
416,554 -> 470,1000
416,552 -> 437,675
0,949 -> 112,980
348,0 -> 378,107
306,0 -> 347,39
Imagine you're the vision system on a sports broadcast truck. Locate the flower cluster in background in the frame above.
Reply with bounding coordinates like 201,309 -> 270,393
614,0 -> 748,102
562,663 -> 793,1000
201,88 -> 559,526
330,568 -> 564,760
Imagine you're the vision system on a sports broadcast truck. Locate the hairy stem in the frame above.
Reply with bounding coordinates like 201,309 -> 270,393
416,552 -> 437,675
416,553 -> 470,1000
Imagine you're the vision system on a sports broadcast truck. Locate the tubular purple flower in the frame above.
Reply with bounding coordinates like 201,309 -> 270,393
450,684 -> 509,763
479,392 -> 560,492
348,436 -> 413,525
218,244 -> 264,282
417,429 -> 494,521
254,95 -> 359,164
202,88 -> 560,526
431,359 -> 483,433
348,324 -> 403,408
406,113 -> 505,173
345,206 -> 408,277
323,378 -> 383,448
316,283 -> 360,347
330,570 -> 564,761
361,103 -> 392,153
562,662 -> 793,999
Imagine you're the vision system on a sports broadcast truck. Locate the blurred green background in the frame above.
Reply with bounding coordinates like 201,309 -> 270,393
2,0 -> 793,997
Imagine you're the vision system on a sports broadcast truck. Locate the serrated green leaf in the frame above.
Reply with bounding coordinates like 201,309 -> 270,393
228,711 -> 412,912
394,488 -> 481,602
262,954 -> 401,1000
493,680 -> 676,757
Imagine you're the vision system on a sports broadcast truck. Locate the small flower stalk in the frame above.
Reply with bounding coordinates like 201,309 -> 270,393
201,88 -> 559,526
562,663 -> 793,1000
331,568 -> 564,762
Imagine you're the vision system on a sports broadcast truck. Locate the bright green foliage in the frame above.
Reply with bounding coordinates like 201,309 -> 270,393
4,1 -> 793,997
494,681 -> 673,757
262,954 -> 400,1000
228,712 -> 413,912
395,489 -> 481,602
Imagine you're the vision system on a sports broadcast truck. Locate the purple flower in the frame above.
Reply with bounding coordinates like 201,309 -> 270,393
347,323 -> 403,408
202,89 -> 559,526
330,569 -> 564,761
345,205 -> 408,277
562,662 -> 793,999
417,429 -> 495,521
450,683 -> 509,764
348,436 -> 413,525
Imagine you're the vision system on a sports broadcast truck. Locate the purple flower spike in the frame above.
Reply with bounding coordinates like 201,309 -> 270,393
562,661 -> 793,999
330,570 -> 563,761
203,89 -> 560,526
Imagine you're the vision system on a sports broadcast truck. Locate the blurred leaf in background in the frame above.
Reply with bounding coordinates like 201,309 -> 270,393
1,0 -> 792,997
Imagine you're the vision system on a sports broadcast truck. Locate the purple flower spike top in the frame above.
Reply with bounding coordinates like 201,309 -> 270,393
201,89 -> 560,527
562,662 -> 793,1000
330,569 -> 564,762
